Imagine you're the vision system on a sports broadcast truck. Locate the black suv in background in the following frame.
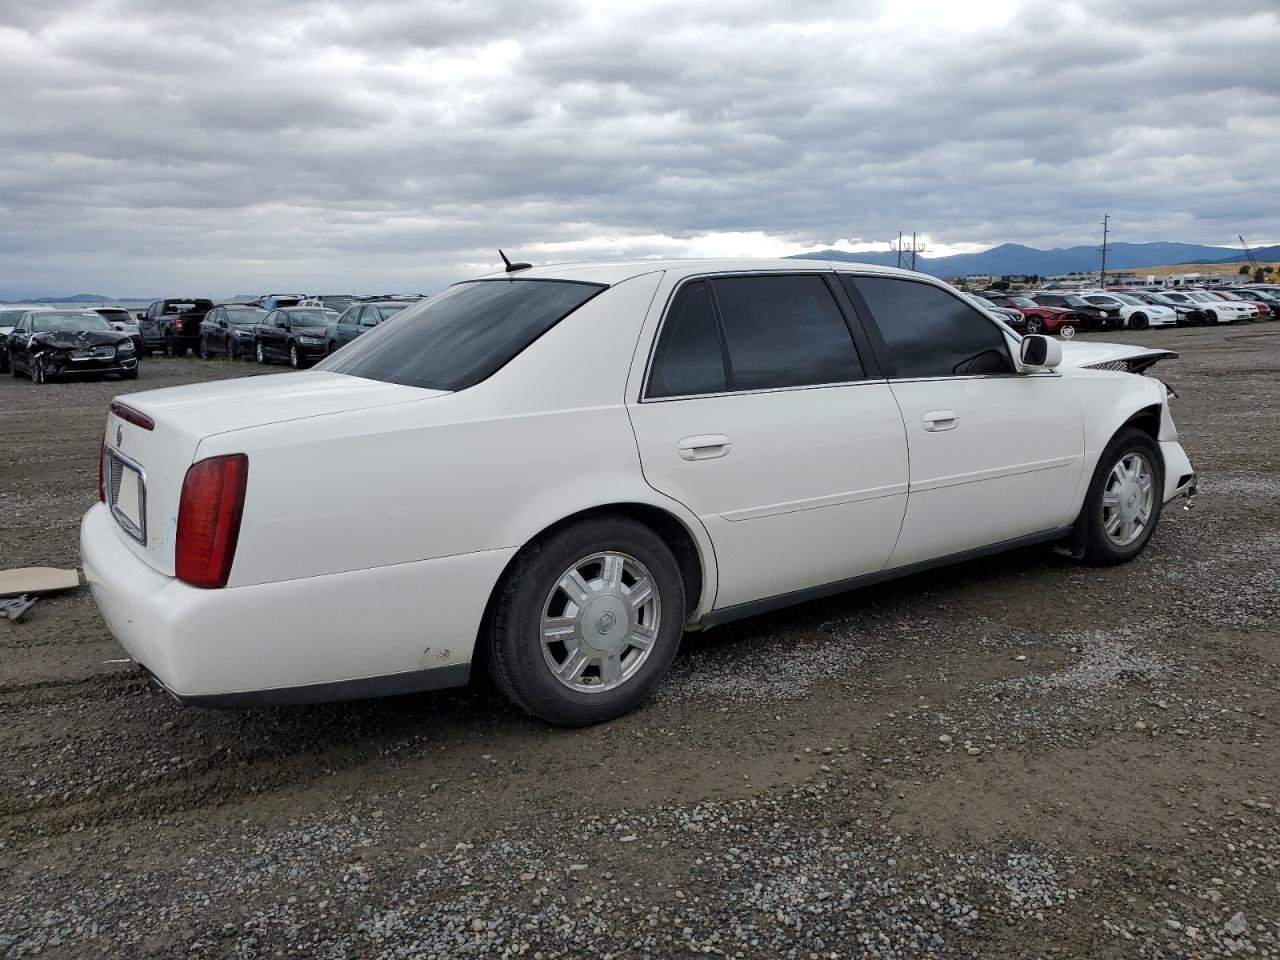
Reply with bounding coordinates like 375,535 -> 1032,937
199,304 -> 268,360
137,299 -> 214,357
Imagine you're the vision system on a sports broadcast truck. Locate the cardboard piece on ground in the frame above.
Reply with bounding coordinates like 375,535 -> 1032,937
0,567 -> 80,596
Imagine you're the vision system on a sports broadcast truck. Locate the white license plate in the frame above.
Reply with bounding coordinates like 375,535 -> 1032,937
113,459 -> 144,535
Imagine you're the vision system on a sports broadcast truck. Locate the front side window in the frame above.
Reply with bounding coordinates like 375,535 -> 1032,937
710,275 -> 862,391
846,276 -> 1012,379
647,282 -> 727,399
316,279 -> 605,391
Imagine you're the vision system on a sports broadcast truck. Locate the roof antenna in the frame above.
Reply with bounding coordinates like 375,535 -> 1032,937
499,249 -> 531,273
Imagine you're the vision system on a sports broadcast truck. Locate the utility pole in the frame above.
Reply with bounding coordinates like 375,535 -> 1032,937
1099,214 -> 1110,288
889,231 -> 927,270
911,231 -> 918,271
895,231 -> 903,269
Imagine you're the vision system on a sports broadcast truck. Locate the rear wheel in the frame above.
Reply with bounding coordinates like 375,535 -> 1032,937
164,335 -> 176,358
1080,427 -> 1164,565
486,517 -> 686,726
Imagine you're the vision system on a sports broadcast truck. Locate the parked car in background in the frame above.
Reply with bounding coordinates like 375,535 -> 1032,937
1205,289 -> 1271,318
983,294 -> 1081,335
963,293 -> 1027,332
199,305 -> 269,360
82,259 -> 1195,725
326,300 -> 414,354
1179,291 -> 1252,323
91,307 -> 145,352
318,295 -> 359,315
8,310 -> 138,383
1123,291 -> 1202,326
137,299 -> 214,357
254,306 -> 337,368
1027,293 -> 1119,331
0,305 -> 54,373
1077,292 -> 1177,329
258,294 -> 308,310
1241,287 -> 1280,314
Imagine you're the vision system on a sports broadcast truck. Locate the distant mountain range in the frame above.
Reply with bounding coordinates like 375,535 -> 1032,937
790,241 -> 1280,278
4,240 -> 1276,301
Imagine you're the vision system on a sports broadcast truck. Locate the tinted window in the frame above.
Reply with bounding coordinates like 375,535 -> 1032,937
710,275 -> 862,391
647,282 -> 727,398
225,307 -> 266,325
316,279 -> 605,391
846,276 -> 1011,378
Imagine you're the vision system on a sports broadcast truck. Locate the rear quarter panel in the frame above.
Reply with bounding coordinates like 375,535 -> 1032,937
197,271 -> 719,612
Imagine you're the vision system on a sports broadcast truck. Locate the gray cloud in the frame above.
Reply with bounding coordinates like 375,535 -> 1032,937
0,0 -> 1277,297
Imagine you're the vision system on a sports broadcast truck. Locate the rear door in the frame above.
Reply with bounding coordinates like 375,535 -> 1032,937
842,274 -> 1085,568
627,272 -> 909,611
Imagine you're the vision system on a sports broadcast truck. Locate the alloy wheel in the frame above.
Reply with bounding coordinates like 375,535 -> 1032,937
539,551 -> 661,694
1102,452 -> 1155,547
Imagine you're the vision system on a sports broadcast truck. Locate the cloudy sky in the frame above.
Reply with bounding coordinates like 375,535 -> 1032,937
2,0 -> 1278,297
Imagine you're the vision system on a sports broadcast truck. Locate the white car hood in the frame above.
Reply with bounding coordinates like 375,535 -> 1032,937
1057,341 -> 1177,371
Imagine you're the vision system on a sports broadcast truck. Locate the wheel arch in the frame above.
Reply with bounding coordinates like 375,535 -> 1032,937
477,500 -> 715,655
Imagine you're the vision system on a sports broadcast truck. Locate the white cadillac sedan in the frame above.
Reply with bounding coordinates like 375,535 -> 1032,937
82,260 -> 1196,725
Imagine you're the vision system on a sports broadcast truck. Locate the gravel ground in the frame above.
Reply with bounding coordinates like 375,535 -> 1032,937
1,327 -> 1278,958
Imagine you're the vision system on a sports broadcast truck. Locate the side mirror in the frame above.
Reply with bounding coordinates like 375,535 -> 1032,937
135,312 -> 146,322
1019,334 -> 1062,371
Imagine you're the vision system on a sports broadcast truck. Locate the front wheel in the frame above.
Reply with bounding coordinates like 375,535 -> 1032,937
32,360 -> 47,385
1129,313 -> 1149,330
199,339 -> 210,360
256,341 -> 268,364
1080,427 -> 1164,565
1026,316 -> 1043,335
485,517 -> 686,726
289,342 -> 301,368
226,338 -> 236,360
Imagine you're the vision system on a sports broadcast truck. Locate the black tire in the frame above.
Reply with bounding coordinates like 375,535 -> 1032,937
256,341 -> 268,365
1026,316 -> 1043,335
327,340 -> 337,356
485,516 -> 687,726
1079,427 -> 1164,566
1206,311 -> 1219,326
32,361 -> 46,385
289,342 -> 301,369
1129,312 -> 1149,330
226,338 -> 235,360
199,339 -> 210,361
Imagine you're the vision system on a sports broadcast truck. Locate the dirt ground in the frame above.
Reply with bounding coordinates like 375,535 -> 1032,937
1,327 -> 1277,959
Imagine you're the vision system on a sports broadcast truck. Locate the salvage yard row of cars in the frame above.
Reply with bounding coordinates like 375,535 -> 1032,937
78,257 -> 1202,726
4,282 -> 1276,382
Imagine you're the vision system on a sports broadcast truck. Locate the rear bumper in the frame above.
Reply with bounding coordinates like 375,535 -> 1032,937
80,503 -> 514,705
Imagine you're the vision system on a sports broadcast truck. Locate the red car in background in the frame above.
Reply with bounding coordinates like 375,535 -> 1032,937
982,294 -> 1082,335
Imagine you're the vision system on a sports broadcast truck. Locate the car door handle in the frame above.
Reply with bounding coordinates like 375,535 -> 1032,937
678,435 -> 732,460
922,410 -> 959,432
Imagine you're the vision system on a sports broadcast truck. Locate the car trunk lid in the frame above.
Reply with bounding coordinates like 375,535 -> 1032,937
102,372 -> 443,576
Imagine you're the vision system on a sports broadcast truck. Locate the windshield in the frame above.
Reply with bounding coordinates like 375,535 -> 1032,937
0,308 -> 32,325
1111,293 -> 1142,305
1006,296 -> 1035,307
226,308 -> 267,325
1189,292 -> 1216,302
95,309 -> 130,321
317,279 -> 606,391
33,313 -> 113,333
1213,291 -> 1242,300
284,310 -> 335,326
967,295 -> 998,308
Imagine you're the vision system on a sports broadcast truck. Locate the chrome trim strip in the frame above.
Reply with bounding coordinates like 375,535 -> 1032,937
720,482 -> 909,522
908,456 -> 1077,494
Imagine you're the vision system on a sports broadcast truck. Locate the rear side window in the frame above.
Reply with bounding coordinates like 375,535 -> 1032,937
711,275 -> 863,391
846,276 -> 1012,379
647,282 -> 727,398
317,279 -> 605,391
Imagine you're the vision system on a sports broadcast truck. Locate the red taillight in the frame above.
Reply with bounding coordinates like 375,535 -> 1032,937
175,454 -> 249,589
98,438 -> 106,502
109,401 -> 154,431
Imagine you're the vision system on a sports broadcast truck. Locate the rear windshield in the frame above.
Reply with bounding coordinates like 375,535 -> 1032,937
316,279 -> 605,391
164,301 -> 211,313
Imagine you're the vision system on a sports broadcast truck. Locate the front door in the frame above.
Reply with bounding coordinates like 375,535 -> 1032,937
627,272 -> 909,611
842,274 -> 1085,568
